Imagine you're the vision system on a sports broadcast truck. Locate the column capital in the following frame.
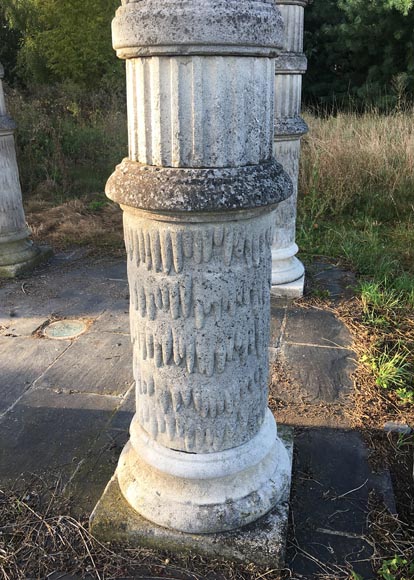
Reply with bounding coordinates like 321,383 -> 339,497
112,0 -> 284,58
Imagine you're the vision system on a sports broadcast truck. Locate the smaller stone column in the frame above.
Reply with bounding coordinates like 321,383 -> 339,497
0,63 -> 51,278
271,0 -> 308,296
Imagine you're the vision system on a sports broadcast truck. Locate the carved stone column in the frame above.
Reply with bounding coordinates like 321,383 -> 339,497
271,0 -> 309,296
91,0 -> 293,539
0,64 -> 51,278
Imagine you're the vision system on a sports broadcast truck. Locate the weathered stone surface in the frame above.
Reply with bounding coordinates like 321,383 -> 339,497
126,56 -> 276,168
35,331 -> 133,397
124,209 -> 274,453
106,159 -> 292,212
284,306 -> 353,347
271,0 -> 309,292
113,0 -> 285,58
91,426 -> 293,565
95,0 -> 293,539
0,63 -> 51,277
0,336 -> 70,414
0,388 -> 121,484
277,343 -> 354,403
270,274 -> 305,299
289,429 -> 396,578
272,137 -> 304,285
274,53 -> 307,72
274,115 -> 308,136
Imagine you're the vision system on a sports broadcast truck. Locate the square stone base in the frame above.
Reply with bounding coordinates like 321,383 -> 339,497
271,275 -> 305,299
90,427 -> 293,568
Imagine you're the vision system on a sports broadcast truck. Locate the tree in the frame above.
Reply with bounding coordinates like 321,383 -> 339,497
304,0 -> 414,109
2,0 -> 123,88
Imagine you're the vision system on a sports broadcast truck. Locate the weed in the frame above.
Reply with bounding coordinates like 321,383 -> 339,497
377,555 -> 414,580
362,347 -> 410,390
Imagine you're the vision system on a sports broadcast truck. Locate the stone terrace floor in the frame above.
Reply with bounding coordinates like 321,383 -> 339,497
0,251 -> 396,579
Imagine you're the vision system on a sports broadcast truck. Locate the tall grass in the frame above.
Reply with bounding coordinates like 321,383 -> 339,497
298,108 -> 414,407
298,109 -> 414,283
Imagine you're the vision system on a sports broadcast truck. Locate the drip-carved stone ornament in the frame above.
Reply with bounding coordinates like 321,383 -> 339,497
91,0 -> 293,536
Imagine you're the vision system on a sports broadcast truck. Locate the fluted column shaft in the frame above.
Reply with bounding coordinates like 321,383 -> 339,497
271,0 -> 309,290
102,0 -> 293,534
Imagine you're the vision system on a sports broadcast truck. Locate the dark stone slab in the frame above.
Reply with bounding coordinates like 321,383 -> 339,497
69,388 -> 135,514
284,306 -> 353,348
276,343 -> 354,403
310,260 -> 357,301
269,297 -> 288,350
89,300 -> 130,335
36,332 -> 133,396
0,336 -> 70,414
0,388 -> 121,484
288,428 -> 396,579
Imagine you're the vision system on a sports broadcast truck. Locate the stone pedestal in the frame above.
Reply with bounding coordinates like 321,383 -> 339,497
91,0 -> 294,562
271,0 -> 309,296
0,63 -> 51,278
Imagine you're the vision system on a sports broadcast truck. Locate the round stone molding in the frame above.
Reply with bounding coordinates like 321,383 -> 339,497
275,116 -> 309,137
274,54 -> 307,74
113,0 -> 284,58
117,410 -> 291,534
106,158 -> 293,213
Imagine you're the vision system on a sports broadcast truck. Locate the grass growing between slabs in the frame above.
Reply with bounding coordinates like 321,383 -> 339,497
296,110 -> 414,580
298,109 -> 414,423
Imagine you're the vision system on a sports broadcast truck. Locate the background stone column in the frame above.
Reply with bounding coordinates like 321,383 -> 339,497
96,0 -> 293,535
0,64 -> 51,278
271,0 -> 308,296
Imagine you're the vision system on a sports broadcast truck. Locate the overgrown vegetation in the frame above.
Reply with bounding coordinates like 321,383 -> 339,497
298,107 -> 414,414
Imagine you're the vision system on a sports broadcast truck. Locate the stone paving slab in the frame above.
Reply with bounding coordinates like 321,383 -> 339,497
0,387 -> 123,484
0,335 -> 70,414
277,342 -> 354,403
289,428 -> 396,579
284,306 -> 353,348
36,331 -> 133,396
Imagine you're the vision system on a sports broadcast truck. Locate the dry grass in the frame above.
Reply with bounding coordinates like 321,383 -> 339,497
0,479 -> 285,580
25,197 -> 124,254
300,110 -> 414,218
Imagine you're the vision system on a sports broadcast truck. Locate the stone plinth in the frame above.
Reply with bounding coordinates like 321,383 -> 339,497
0,63 -> 51,278
91,0 -> 293,561
91,425 -> 293,566
271,0 -> 309,294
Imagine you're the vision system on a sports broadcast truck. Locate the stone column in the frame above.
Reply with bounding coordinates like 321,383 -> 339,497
0,64 -> 51,278
271,0 -> 308,296
92,0 -> 293,537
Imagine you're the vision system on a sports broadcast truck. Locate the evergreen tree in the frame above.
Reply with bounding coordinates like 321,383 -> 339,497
304,0 -> 414,108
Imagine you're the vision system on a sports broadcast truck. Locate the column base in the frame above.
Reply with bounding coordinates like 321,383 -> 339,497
271,273 -> 305,299
90,425 -> 293,566
0,241 -> 53,278
117,410 -> 291,534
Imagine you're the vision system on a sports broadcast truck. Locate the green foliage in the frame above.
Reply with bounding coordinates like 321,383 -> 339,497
7,84 -> 127,199
304,0 -> 414,108
377,555 -> 414,579
0,8 -> 21,82
2,0 -> 123,88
